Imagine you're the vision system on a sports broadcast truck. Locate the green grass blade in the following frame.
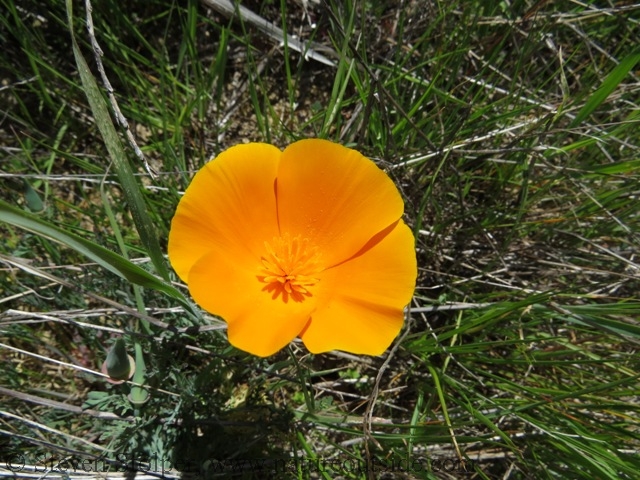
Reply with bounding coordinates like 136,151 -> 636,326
570,51 -> 640,127
65,0 -> 170,281
0,199 -> 189,309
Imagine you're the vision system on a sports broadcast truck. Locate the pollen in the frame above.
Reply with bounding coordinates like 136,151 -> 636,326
259,234 -> 321,301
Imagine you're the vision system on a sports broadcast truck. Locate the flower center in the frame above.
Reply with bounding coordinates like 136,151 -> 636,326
259,234 -> 321,302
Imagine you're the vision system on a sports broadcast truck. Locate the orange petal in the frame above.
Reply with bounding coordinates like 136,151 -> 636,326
276,139 -> 405,266
168,143 -> 281,282
188,246 -> 317,357
300,221 -> 416,355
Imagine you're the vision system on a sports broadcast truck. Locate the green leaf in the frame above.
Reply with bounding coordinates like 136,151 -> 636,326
65,0 -> 170,281
0,199 -> 191,310
570,51 -> 640,127
82,391 -> 110,410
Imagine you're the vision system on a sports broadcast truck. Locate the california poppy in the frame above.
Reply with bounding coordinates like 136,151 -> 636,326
168,139 -> 416,357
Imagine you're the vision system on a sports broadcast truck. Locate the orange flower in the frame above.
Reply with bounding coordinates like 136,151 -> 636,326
168,139 -> 416,357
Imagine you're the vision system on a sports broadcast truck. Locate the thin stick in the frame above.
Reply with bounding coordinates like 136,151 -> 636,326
83,0 -> 157,178
362,311 -> 412,479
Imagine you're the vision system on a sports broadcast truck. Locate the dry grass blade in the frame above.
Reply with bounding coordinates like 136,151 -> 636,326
200,0 -> 336,66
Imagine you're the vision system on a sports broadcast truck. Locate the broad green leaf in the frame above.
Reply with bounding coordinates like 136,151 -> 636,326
65,0 -> 170,281
0,199 -> 191,310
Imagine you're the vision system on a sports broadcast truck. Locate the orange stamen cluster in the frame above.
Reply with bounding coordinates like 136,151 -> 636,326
260,234 -> 321,300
